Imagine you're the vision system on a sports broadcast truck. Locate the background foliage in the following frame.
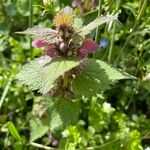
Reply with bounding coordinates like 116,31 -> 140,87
0,0 -> 150,149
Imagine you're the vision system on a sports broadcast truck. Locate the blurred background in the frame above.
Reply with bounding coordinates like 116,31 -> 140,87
0,0 -> 150,149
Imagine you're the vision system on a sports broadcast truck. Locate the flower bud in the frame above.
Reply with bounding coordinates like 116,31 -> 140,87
59,42 -> 66,52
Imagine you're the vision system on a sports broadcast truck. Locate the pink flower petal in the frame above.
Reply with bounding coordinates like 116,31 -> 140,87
32,39 -> 45,48
77,39 -> 99,58
77,49 -> 88,58
45,48 -> 57,58
44,43 -> 57,58
32,39 -> 57,58
80,39 -> 99,53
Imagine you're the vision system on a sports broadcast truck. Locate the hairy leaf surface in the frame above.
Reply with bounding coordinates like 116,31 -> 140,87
17,56 -> 81,94
45,99 -> 79,131
72,59 -> 136,97
79,15 -> 117,36
30,118 -> 49,141
16,26 -> 58,44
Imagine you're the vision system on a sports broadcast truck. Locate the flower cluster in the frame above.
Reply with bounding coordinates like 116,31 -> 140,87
31,6 -> 100,59
17,6 -> 117,99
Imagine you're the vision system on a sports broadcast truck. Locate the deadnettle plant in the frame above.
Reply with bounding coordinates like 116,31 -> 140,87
17,6 -> 134,100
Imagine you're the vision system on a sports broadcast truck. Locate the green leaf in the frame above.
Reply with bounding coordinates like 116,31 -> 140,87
44,99 -> 79,131
108,19 -> 125,33
30,118 -> 49,141
79,15 -> 117,36
122,4 -> 137,17
0,20 -> 11,34
7,122 -> 23,142
16,56 -> 51,92
72,59 -> 136,97
17,56 -> 81,94
73,18 -> 83,31
72,18 -> 84,45
16,26 -> 58,44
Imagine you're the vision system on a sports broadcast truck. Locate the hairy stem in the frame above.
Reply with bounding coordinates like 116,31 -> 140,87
95,0 -> 103,43
29,0 -> 33,55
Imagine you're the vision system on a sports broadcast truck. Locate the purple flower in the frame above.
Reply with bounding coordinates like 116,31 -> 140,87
32,39 -> 58,58
77,38 -> 99,58
49,134 -> 58,147
45,48 -> 57,58
32,39 -> 45,48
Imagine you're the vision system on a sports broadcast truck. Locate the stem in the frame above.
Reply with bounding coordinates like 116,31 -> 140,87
63,74 -> 68,89
29,0 -> 33,29
0,78 -> 12,109
132,0 -> 147,31
83,10 -> 97,17
86,139 -> 119,150
29,0 -> 33,54
100,0 -> 116,61
30,142 -> 55,150
95,0 -> 103,43
108,0 -> 121,63
104,0 -> 115,15
108,22 -> 115,63
142,131 -> 150,139
137,0 -> 147,21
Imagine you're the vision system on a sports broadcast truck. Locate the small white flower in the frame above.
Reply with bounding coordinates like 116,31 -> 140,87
132,114 -> 138,121
145,147 -> 150,150
62,129 -> 69,138
103,102 -> 111,110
